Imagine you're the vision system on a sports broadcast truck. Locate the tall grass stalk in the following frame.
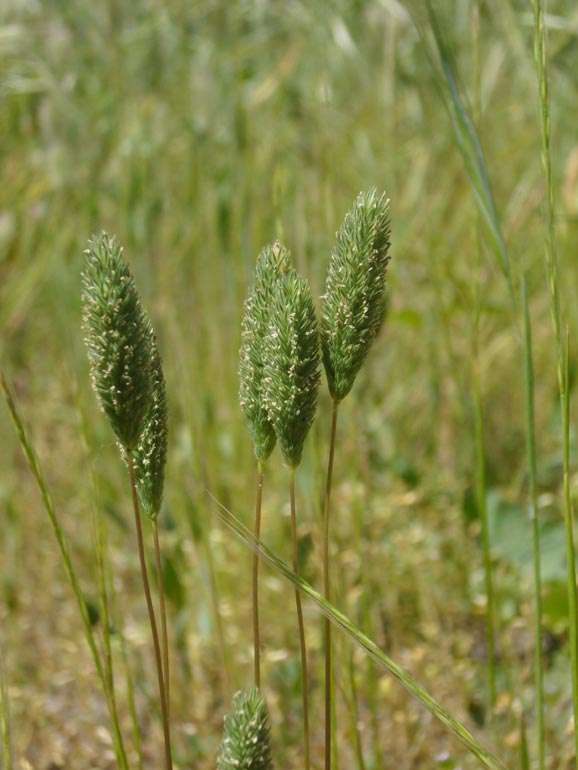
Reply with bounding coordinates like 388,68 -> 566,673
289,469 -> 311,770
261,264 -> 320,770
212,495 -> 512,770
239,242 -> 290,688
521,278 -> 544,770
252,462 -> 265,688
322,400 -> 339,770
530,0 -> 578,760
320,189 -> 391,770
127,452 -> 173,770
0,371 -> 130,770
153,521 -> 170,720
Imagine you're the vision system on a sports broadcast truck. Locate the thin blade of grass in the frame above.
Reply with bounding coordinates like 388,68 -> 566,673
529,0 -> 578,762
419,1 -> 516,317
521,277 -> 545,770
0,370 -> 130,770
209,492 -> 511,770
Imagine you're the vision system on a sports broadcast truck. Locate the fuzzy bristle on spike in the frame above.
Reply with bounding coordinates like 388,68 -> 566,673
217,689 -> 273,770
262,267 -> 320,469
321,189 -> 391,402
132,334 -> 168,519
239,241 -> 291,463
81,233 -> 153,451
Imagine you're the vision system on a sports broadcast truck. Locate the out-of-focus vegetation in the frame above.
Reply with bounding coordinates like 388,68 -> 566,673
1,0 -> 578,768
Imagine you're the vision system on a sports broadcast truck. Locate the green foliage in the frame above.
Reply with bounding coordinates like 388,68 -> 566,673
132,335 -> 168,519
82,233 -> 153,451
262,267 -> 320,469
217,688 -> 273,770
239,242 -> 291,463
321,189 -> 391,403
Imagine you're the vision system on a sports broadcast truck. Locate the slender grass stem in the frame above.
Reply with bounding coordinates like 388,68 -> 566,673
522,278 -> 545,770
530,1 -> 578,762
323,400 -> 339,770
153,521 -> 170,722
253,461 -> 265,689
1,372 -> 130,770
289,468 -> 311,770
562,332 -> 578,766
127,452 -> 173,770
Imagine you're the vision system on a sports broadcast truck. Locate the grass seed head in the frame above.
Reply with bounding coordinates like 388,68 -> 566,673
321,189 -> 391,402
262,267 -> 320,469
81,232 -> 153,451
239,241 -> 291,463
217,688 -> 273,770
132,334 -> 168,519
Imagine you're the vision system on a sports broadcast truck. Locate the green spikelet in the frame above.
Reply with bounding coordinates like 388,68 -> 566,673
217,689 -> 273,770
82,233 -> 153,451
262,267 -> 320,469
132,334 -> 168,519
321,189 -> 391,402
239,241 -> 291,463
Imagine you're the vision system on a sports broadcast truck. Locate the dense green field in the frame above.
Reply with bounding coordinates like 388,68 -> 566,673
2,1 -> 578,768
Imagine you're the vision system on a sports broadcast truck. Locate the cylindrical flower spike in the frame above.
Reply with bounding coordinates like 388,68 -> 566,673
132,334 -> 168,520
217,689 -> 273,770
321,189 -> 391,402
262,266 -> 321,469
82,233 -> 153,451
239,241 -> 291,462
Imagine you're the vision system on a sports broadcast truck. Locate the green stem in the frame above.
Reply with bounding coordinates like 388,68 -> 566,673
1,372 -> 130,770
127,452 -> 173,770
253,462 -> 265,689
323,400 -> 339,770
522,278 -> 545,770
290,468 -> 311,770
153,521 -> 170,722
562,332 -> 578,766
530,0 -> 578,762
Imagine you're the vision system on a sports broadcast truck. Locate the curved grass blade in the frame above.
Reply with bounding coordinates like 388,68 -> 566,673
209,492 -> 510,770
418,2 -> 516,317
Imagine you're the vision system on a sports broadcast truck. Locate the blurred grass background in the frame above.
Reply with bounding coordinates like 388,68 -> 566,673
1,0 -> 578,768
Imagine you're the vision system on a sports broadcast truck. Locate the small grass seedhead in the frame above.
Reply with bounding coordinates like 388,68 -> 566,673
262,267 -> 320,469
239,241 -> 291,463
321,189 -> 391,402
217,688 -> 273,770
132,335 -> 168,519
82,233 -> 153,451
